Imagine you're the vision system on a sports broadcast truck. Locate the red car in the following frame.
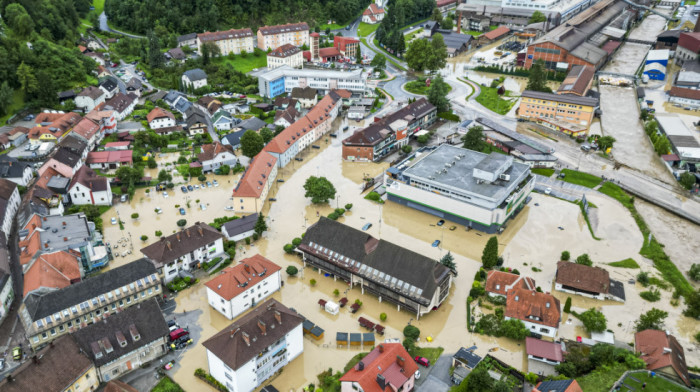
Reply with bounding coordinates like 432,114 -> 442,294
414,356 -> 429,367
111,62 -> 119,67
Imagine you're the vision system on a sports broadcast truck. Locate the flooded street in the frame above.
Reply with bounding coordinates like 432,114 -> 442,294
628,13 -> 671,41
601,43 -> 649,75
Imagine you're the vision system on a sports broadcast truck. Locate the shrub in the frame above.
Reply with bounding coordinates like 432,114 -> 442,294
345,203 -> 353,210
637,271 -> 650,286
690,263 -> 700,282
310,279 -> 317,286
245,237 -> 251,245
561,251 -> 570,261
184,276 -> 192,284
333,289 -> 340,296
177,219 -> 187,227
286,265 -> 299,276
292,237 -> 302,246
403,325 -> 420,340
640,288 -> 661,302
252,233 -> 259,240
198,175 -> 206,181
354,299 -> 363,306
576,253 -> 592,266
334,208 -> 345,215
155,230 -> 162,237
380,312 -> 387,321
365,192 -> 382,202
140,235 -> 148,241
131,213 -> 139,219
283,244 -> 294,253
564,297 -> 572,313
328,212 -> 339,220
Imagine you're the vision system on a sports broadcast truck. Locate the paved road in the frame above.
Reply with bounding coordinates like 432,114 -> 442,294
416,355 -> 452,392
99,12 -> 145,39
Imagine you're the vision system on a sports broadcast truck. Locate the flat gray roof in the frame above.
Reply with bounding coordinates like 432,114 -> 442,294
401,144 -> 530,202
522,90 -> 598,106
253,65 -> 365,81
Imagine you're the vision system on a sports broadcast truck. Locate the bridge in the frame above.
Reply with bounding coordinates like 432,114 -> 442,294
621,0 -> 676,21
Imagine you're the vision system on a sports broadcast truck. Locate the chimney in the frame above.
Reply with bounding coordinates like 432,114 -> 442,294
357,360 -> 365,371
176,233 -> 181,242
244,264 -> 251,274
166,241 -> 172,251
230,327 -> 240,339
378,344 -> 384,353
376,374 -> 386,389
241,331 -> 251,346
258,319 -> 267,335
274,310 -> 282,325
185,230 -> 190,238
396,355 -> 405,368
197,226 -> 203,236
44,243 -> 48,248
32,356 -> 39,365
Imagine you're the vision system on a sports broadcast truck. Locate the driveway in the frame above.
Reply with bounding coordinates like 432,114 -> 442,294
417,355 -> 452,392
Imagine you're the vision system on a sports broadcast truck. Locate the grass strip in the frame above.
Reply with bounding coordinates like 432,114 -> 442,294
531,168 -> 555,177
608,258 -> 640,268
560,169 -> 602,188
576,200 -> 601,240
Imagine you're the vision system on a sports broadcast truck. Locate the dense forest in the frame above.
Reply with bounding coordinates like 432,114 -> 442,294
105,0 -> 372,35
0,0 -> 96,115
376,0 -> 435,55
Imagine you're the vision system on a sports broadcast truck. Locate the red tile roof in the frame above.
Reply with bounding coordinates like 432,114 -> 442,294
669,86 -> 700,100
364,3 -> 385,15
319,47 -> 341,58
485,270 -> 536,296
69,166 -> 110,192
525,337 -> 563,362
555,261 -> 610,294
204,254 -> 281,300
268,43 -> 301,58
678,32 -> 700,53
483,26 -> 511,41
505,288 -> 560,328
437,0 -> 456,6
340,343 -> 418,392
635,329 -> 690,386
105,141 -> 131,148
71,117 -> 100,141
23,251 -> 81,296
232,152 -> 277,198
197,142 -> 233,162
86,150 -> 133,164
147,107 -> 175,123
258,22 -> 309,36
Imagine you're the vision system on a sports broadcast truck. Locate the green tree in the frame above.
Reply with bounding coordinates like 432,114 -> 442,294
653,135 -> 671,155
158,169 -> 172,183
635,308 -> 668,331
254,214 -> 267,236
439,251 -> 456,272
219,164 -> 231,174
481,236 -> 498,269
427,75 -> 450,112
561,250 -> 570,261
304,176 -> 337,204
240,130 -> 265,158
0,82 -> 13,116
597,135 -> 616,151
579,308 -> 607,332
286,265 -> 299,275
680,172 -> 696,190
529,10 -> 546,24
441,17 -> 453,30
356,44 -> 362,64
431,7 -> 443,23
526,59 -> 552,93
690,263 -> 700,282
4,3 -> 34,38
147,156 -> 157,169
417,134 -> 429,145
499,319 -> 529,340
683,289 -> 700,319
403,325 -> 420,340
260,127 -> 274,143
575,253 -> 592,266
115,166 -> 144,191
405,38 -> 429,71
147,30 -> 164,69
16,62 -> 38,95
426,33 -> 448,72
564,297 -> 572,313
462,126 -> 484,151
463,366 -> 493,391
370,54 -> 386,70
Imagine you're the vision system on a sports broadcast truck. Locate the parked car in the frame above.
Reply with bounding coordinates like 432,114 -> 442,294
200,203 -> 207,210
167,320 -> 178,332
431,240 -> 440,247
206,181 -> 212,188
544,187 -> 552,195
120,194 -> 128,202
23,114 -> 34,121
169,328 -> 189,341
212,180 -> 219,187
225,206 -> 234,211
187,185 -> 194,191
162,191 -> 169,198
181,186 -> 188,193
194,184 -> 200,189
437,219 -> 445,226
179,208 -> 186,215
111,217 -> 118,225
414,356 -> 430,367
12,347 -> 21,361
362,223 -> 372,231
155,207 -> 163,214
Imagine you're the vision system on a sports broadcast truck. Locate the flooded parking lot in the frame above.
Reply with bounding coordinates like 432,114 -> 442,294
628,13 -> 671,41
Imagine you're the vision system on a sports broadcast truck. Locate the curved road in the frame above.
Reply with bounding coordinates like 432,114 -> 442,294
99,12 -> 145,39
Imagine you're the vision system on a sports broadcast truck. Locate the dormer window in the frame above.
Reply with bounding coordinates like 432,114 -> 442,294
495,284 -> 500,290
129,324 -> 140,341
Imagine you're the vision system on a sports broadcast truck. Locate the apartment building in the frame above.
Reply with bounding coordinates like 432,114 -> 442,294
203,299 -> 304,392
255,65 -> 367,98
19,258 -> 160,350
231,152 -> 278,213
140,222 -> 225,283
205,254 -> 282,320
197,28 -> 255,56
517,90 -> 597,136
267,44 -> 304,69
0,179 -> 20,240
257,22 -> 309,50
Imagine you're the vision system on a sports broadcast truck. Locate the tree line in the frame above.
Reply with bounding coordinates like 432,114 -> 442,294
376,0 -> 435,55
105,0 -> 371,36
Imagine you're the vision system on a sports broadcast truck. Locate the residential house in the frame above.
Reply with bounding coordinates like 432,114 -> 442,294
675,32 -> 700,65
477,26 -> 510,45
333,36 -> 360,57
147,107 -> 176,129
221,213 -> 259,242
58,134 -> 90,161
202,298 -> 304,392
526,337 -> 564,376
669,86 -> 700,108
432,30 -> 472,57
0,178 -> 21,239
99,78 -> 120,100
0,335 -> 99,392
273,96 -> 300,111
298,217 -> 453,318
140,222 -> 225,283
212,109 -> 235,131
451,347 -> 482,384
362,3 -> 386,23
72,298 -> 170,382
104,93 -> 137,121
105,141 -> 131,150
198,142 -> 236,173
126,77 -> 143,97
186,111 -> 208,135
236,117 -> 267,132
182,68 -> 208,90
555,261 -> 626,302
177,33 -> 198,48
231,152 -> 278,213
87,150 -> 133,170
340,343 -> 419,392
96,65 -> 111,78
28,112 -> 82,144
221,129 -> 246,150
342,98 -> 437,161
223,101 -> 250,115
517,91 -> 598,135
484,270 -> 536,298
505,288 -> 561,338
635,329 -> 690,387
71,117 -> 102,150
267,43 -> 304,69
38,148 -> 83,179
165,47 -> 186,62
197,28 -> 255,56
533,380 -> 583,392
23,250 -> 82,296
656,113 -> 700,167
85,51 -> 106,66
197,96 -> 223,116
57,89 -> 77,103
556,65 -> 595,96
205,254 -> 282,320
2,127 -> 28,148
76,86 -> 106,112
257,22 -> 310,50
153,125 -> 184,135
0,237 -> 13,325
273,105 -> 300,128
0,156 -> 33,186
69,166 -> 113,206
347,106 -> 366,120
85,107 -> 118,134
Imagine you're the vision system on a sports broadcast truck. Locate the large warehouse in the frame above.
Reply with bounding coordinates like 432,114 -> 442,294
385,145 -> 534,233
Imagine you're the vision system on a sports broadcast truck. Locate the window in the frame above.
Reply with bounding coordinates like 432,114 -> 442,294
42,332 -> 48,339
50,329 -> 56,335
59,325 -> 65,332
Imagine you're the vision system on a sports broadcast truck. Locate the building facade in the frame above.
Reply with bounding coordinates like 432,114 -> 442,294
0,179 -> 20,239
255,65 -> 366,98
505,288 -> 560,338
68,166 -> 113,206
197,28 -> 255,55
267,44 -> 304,69
197,142 -> 237,173
147,107 -> 176,129
257,22 -> 310,50
232,152 -> 278,213
518,90 -> 597,135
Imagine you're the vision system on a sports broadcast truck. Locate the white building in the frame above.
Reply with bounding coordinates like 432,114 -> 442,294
221,213 -> 258,242
182,69 -> 208,90
104,93 -> 137,121
140,223 -> 225,283
526,337 -> 563,377
255,65 -> 367,98
68,166 -> 113,206
212,110 -> 234,131
267,44 -> 304,69
0,179 -> 21,239
362,3 -> 386,24
505,288 -> 560,338
257,22 -> 309,51
75,86 -> 106,112
147,107 -> 176,129
202,298 -> 304,392
197,28 -> 255,56
204,254 -> 282,320
555,261 -> 626,302
0,157 -> 33,186
197,142 -> 237,173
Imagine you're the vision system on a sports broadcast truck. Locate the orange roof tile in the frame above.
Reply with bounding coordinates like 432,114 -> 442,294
485,270 -> 536,296
232,152 -> 277,198
635,329 -> 690,386
505,287 -> 560,328
23,251 -> 81,296
147,107 -> 175,123
340,343 -> 418,392
204,254 -> 281,300
71,117 -> 100,141
35,167 -> 62,189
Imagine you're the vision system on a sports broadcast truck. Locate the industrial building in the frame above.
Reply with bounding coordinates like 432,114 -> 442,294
253,65 -> 367,98
385,144 -> 534,233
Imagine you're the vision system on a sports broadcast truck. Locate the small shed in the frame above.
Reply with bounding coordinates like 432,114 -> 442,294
350,333 -> 362,346
646,49 -> 670,66
362,333 -> 375,346
325,301 -> 340,315
303,320 -> 315,334
310,326 -> 325,340
643,62 -> 667,81
336,332 -> 348,345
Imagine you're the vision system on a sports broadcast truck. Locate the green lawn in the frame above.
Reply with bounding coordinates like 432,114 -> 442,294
474,85 -> 517,115
404,80 -> 452,95
617,372 -> 690,392
608,258 -> 640,268
358,22 -> 380,37
215,53 -> 267,74
576,363 -> 628,392
79,0 -> 106,28
404,28 -> 423,42
319,22 -> 349,30
361,38 -> 406,71
531,168 -> 555,177
0,90 -> 25,125
465,30 -> 483,36
599,182 -> 633,207
410,346 -> 444,366
150,376 -> 185,392
559,169 -> 602,188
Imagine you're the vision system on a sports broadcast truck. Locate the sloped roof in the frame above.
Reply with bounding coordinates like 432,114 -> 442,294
635,329 -> 690,386
147,107 -> 175,123
669,86 -> 700,100
86,150 -> 133,164
533,379 -> 582,392
526,337 -> 564,362
205,254 -> 281,300
68,166 -> 109,192
198,28 -> 254,42
71,117 -> 100,141
505,288 -> 560,328
140,223 -> 224,266
104,93 -> 136,114
202,298 -> 303,370
340,343 -> 418,392
104,380 -> 139,392
291,86 -> 317,100
197,142 -> 233,162
483,26 -> 510,40
23,251 -> 81,296
78,86 -> 105,100
555,261 -> 609,294
183,68 -> 207,81
221,213 -> 258,237
557,65 -> 595,96
232,152 -> 277,198
268,43 -> 301,58
0,177 -> 18,201
485,270 -> 536,296
679,32 -> 700,53
258,22 -> 309,35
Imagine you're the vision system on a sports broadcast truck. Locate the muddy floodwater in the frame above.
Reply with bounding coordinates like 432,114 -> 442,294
104,124 -> 700,391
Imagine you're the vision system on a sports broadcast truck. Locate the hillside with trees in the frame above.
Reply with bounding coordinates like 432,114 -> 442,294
376,0 -> 435,55
105,0 -> 372,35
